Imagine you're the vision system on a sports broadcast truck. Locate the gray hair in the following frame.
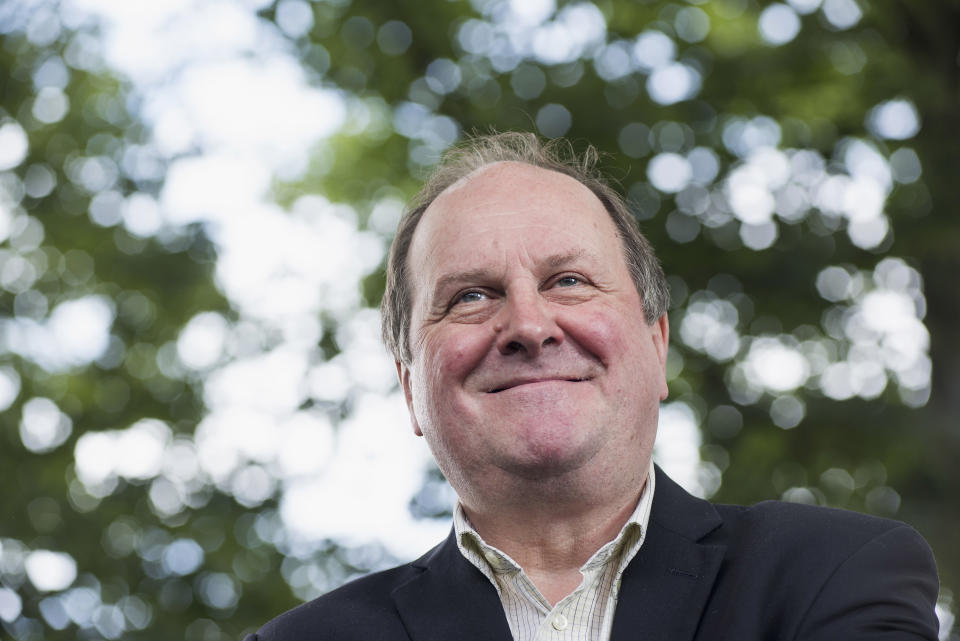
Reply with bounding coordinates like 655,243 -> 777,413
381,131 -> 669,364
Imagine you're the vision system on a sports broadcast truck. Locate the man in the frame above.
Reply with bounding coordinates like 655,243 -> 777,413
246,133 -> 939,640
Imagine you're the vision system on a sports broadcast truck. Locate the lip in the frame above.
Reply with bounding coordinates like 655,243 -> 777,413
487,377 -> 590,393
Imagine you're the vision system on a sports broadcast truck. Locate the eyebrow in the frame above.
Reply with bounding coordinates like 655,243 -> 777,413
430,269 -> 494,304
542,249 -> 587,271
427,249 -> 590,305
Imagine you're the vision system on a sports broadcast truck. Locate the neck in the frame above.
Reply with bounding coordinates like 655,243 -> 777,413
460,468 -> 649,604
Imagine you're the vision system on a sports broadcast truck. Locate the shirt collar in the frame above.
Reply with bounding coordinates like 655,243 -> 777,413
454,461 -> 657,577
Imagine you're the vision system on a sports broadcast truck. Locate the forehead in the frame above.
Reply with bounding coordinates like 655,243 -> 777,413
409,162 -> 620,271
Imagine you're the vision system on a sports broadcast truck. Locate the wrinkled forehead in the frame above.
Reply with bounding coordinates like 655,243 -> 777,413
406,162 -> 623,285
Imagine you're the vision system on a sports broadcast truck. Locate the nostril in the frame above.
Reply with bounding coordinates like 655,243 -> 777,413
504,340 -> 524,354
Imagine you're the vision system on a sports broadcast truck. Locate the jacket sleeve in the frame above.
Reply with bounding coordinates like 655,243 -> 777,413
794,524 -> 940,640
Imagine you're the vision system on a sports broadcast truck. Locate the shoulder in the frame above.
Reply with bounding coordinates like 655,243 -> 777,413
713,498 -> 926,555
650,467 -> 921,555
711,500 -> 939,636
249,553 -> 430,641
671,498 -> 940,639
709,498 -> 937,577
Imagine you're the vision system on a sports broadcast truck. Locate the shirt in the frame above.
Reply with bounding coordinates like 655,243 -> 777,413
453,463 -> 656,641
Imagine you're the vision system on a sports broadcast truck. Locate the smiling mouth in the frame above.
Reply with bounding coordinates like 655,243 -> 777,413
488,378 -> 589,393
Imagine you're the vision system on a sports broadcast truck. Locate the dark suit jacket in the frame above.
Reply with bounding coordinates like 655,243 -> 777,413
245,469 -> 940,640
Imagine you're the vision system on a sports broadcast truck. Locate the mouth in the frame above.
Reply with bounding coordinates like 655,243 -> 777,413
488,377 -> 590,393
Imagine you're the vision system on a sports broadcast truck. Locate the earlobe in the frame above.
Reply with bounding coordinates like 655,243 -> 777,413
396,361 -> 423,437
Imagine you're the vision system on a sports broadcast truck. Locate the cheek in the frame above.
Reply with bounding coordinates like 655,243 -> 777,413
422,326 -> 492,381
412,326 -> 493,426
562,306 -> 635,366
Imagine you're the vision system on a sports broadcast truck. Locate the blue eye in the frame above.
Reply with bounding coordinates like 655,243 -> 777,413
555,276 -> 580,287
457,291 -> 486,304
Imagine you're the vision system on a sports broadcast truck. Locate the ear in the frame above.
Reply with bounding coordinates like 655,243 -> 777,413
651,313 -> 670,401
396,360 -> 423,437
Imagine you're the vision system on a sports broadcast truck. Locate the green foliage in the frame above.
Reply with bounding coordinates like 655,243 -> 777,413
1,0 -> 958,639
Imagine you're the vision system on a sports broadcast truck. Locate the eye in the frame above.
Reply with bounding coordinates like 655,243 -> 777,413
554,275 -> 582,287
455,290 -> 488,304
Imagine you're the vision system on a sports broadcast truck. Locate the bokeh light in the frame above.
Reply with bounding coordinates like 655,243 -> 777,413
758,4 -> 801,45
867,99 -> 921,140
24,551 -> 77,592
19,398 -> 73,454
648,152 -> 692,193
0,121 -> 29,170
822,0 -> 863,30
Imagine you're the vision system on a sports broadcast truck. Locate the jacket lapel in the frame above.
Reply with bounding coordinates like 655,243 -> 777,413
392,468 -> 726,641
609,468 -> 726,641
392,531 -> 513,641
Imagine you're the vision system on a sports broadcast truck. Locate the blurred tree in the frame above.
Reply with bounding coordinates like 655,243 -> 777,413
1,0 -> 957,640
0,4 -> 246,640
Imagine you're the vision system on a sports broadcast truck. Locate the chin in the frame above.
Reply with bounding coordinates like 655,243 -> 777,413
501,459 -> 587,482
495,431 -> 602,481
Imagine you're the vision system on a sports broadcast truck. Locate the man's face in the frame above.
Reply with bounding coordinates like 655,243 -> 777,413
398,162 -> 669,507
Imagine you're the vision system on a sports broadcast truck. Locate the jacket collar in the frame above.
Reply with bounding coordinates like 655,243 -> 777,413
391,466 -> 726,641
608,467 -> 726,641
392,528 -> 513,641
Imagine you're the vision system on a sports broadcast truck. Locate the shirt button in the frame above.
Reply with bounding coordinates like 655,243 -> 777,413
552,614 -> 568,631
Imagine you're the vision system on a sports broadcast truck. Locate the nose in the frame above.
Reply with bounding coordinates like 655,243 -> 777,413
494,289 -> 563,357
